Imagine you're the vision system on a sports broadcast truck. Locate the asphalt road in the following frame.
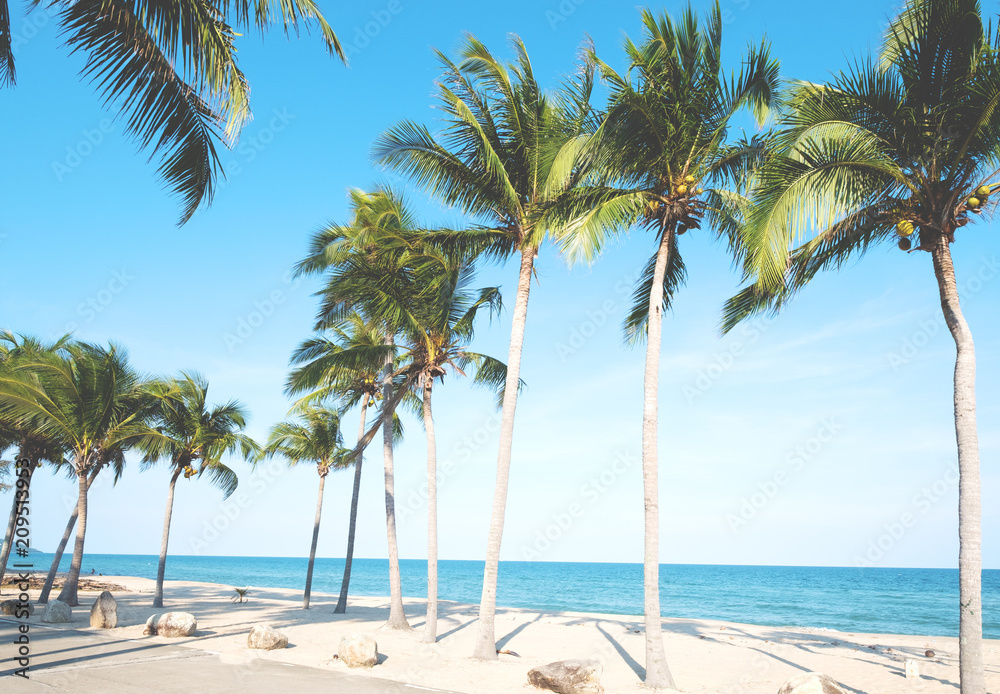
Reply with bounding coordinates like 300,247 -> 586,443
1,618 -> 461,693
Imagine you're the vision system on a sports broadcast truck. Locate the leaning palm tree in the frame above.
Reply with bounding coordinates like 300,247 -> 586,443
373,35 -> 598,659
140,373 -> 258,608
0,332 -> 71,590
551,5 -> 778,686
0,342 -> 155,605
263,407 -> 346,609
286,313 -> 399,614
377,253 -> 510,643
1,0 -> 342,224
724,1 -> 994,690
294,187 -> 431,629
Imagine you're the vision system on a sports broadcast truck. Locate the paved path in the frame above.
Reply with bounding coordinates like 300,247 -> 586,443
1,619 -> 460,693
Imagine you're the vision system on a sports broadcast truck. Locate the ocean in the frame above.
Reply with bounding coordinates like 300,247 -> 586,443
22,553 -> 999,639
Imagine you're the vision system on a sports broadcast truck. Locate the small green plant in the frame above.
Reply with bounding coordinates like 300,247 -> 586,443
231,587 -> 250,604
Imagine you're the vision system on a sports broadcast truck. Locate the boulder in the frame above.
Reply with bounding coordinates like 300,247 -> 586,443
0,599 -> 32,616
41,600 -> 72,623
247,624 -> 289,650
143,612 -> 197,637
776,673 -> 847,694
337,632 -> 379,668
527,659 -> 604,694
89,591 -> 117,629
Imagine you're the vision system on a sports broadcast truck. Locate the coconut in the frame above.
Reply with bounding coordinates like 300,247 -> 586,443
684,174 -> 696,184
968,197 -> 981,208
676,185 -> 689,195
896,220 -> 915,236
898,237 -> 912,251
976,185 -> 991,197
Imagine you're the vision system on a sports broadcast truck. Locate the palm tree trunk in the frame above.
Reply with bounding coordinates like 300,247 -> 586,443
335,399 -> 369,614
153,466 -> 184,608
303,470 -> 327,609
641,228 -> 677,690
38,469 -> 97,605
55,471 -> 89,606
422,377 -> 438,643
382,333 -> 410,629
0,459 -> 35,593
473,245 -> 535,660
931,233 -> 985,694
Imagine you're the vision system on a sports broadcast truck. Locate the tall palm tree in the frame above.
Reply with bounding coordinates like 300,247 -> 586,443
1,0 -> 342,224
263,407 -> 346,609
286,313 -> 395,614
724,2 -> 994,690
373,35 -> 598,659
141,373 -> 258,608
0,342 -> 155,605
295,187 -> 431,630
552,5 -> 777,686
0,332 -> 70,590
376,254 -> 510,643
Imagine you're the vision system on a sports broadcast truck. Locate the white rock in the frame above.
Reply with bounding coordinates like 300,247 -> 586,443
527,659 -> 604,694
41,600 -> 72,623
143,611 -> 197,637
337,632 -> 379,668
247,624 -> 289,650
89,591 -> 117,629
776,673 -> 847,694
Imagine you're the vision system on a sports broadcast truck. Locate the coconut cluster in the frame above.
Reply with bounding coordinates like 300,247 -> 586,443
967,184 -> 993,213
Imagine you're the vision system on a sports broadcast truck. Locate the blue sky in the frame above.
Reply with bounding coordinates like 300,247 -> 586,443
1,0 -> 997,571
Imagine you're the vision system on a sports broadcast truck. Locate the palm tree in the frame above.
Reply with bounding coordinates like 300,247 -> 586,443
373,35 -> 598,659
551,6 -> 778,686
0,333 -> 70,590
288,312 -> 409,614
294,187 -> 431,630
263,407 -> 346,609
377,254 -> 510,643
724,2 -> 994,690
141,373 -> 258,608
1,0 -> 342,224
0,342 -> 155,605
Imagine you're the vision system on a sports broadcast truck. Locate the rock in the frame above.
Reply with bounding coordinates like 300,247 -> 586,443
527,659 -> 604,694
905,659 -> 919,679
89,591 -> 117,629
143,612 -> 196,637
776,673 -> 847,694
337,632 -> 379,668
41,600 -> 72,623
247,624 -> 288,650
0,599 -> 32,616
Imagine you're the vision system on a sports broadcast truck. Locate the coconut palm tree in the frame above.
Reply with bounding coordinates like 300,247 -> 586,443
723,2 -> 995,690
1,0 -> 342,224
0,341 -> 155,605
0,333 -> 71,590
263,407 -> 347,609
550,5 -> 778,686
374,253 -> 510,643
286,313 -> 399,614
140,373 -> 258,608
294,187 -> 433,630
373,35 -> 598,659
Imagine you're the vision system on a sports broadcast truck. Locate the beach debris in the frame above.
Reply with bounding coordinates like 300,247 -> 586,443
89,590 -> 118,629
41,600 -> 72,623
776,672 -> 847,694
232,587 -> 250,603
497,649 -> 521,657
527,659 -> 604,694
905,659 -> 920,679
337,632 -> 379,668
247,624 -> 289,650
0,599 -> 32,616
143,611 -> 197,637
925,649 -> 935,658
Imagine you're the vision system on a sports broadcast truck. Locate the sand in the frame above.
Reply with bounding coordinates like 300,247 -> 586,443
9,575 -> 1000,693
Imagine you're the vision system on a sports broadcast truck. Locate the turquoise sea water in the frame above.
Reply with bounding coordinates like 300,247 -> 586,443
21,553 -> 999,639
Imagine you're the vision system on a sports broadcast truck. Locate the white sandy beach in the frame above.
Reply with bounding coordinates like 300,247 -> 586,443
10,576 -> 1000,693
